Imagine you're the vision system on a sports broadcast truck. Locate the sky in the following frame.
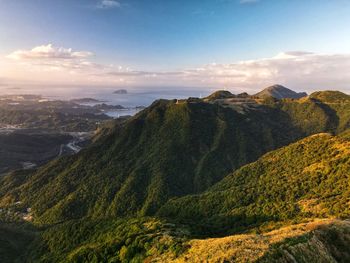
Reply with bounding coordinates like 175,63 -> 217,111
1,0 -> 350,94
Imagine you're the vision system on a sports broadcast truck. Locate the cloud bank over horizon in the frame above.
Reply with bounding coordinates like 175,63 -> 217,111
2,44 -> 350,94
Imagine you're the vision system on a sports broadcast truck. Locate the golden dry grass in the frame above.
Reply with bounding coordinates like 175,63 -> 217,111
149,219 -> 346,263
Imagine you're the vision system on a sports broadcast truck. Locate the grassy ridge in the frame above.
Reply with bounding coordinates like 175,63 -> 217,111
155,219 -> 350,263
158,133 -> 350,235
19,218 -> 350,263
258,220 -> 350,263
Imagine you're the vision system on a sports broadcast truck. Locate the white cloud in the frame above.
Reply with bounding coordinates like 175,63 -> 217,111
106,51 -> 350,93
7,44 -> 93,60
6,44 -> 100,73
96,0 -> 121,9
4,45 -> 350,93
181,51 -> 350,92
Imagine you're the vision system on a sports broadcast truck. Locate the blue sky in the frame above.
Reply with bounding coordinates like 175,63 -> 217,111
1,0 -> 350,92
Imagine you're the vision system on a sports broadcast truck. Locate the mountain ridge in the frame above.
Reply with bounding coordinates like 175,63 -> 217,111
255,84 -> 307,99
0,88 -> 349,262
0,89 -> 349,225
158,133 -> 350,235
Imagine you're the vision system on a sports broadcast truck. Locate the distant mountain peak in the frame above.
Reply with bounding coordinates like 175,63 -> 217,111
205,90 -> 235,101
255,84 -> 307,99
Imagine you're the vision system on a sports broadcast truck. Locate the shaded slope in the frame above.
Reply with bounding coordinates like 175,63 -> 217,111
309,90 -> 350,133
0,132 -> 72,174
159,133 -> 350,234
266,90 -> 350,135
0,223 -> 36,263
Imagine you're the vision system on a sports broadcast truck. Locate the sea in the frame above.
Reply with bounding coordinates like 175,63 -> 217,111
1,86 -> 212,117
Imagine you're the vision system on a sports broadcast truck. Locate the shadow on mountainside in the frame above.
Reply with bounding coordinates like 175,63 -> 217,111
310,98 -> 340,134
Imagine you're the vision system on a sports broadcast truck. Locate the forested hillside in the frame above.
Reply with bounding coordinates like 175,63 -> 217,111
0,90 -> 349,262
9,132 -> 349,263
159,133 -> 350,235
0,91 -> 349,225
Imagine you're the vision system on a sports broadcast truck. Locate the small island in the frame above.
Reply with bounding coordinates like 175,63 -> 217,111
113,89 -> 128,95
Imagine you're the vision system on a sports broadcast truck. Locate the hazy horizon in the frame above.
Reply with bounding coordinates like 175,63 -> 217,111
0,83 -> 349,111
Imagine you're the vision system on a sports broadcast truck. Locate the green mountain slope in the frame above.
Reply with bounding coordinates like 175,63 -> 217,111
0,99 -> 304,224
23,217 -> 188,263
7,133 -> 350,263
309,90 -> 350,133
159,133 -> 350,235
0,90 -> 349,225
16,218 -> 350,263
14,133 -> 350,262
0,90 -> 349,263
156,219 -> 350,263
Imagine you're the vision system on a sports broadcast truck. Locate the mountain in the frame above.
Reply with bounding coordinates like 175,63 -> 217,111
204,90 -> 236,101
309,90 -> 350,133
0,90 -> 349,225
0,99 -> 307,224
159,133 -> 350,235
255,84 -> 307,99
11,133 -> 350,263
7,217 -> 349,262
0,89 -> 349,262
156,219 -> 350,263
